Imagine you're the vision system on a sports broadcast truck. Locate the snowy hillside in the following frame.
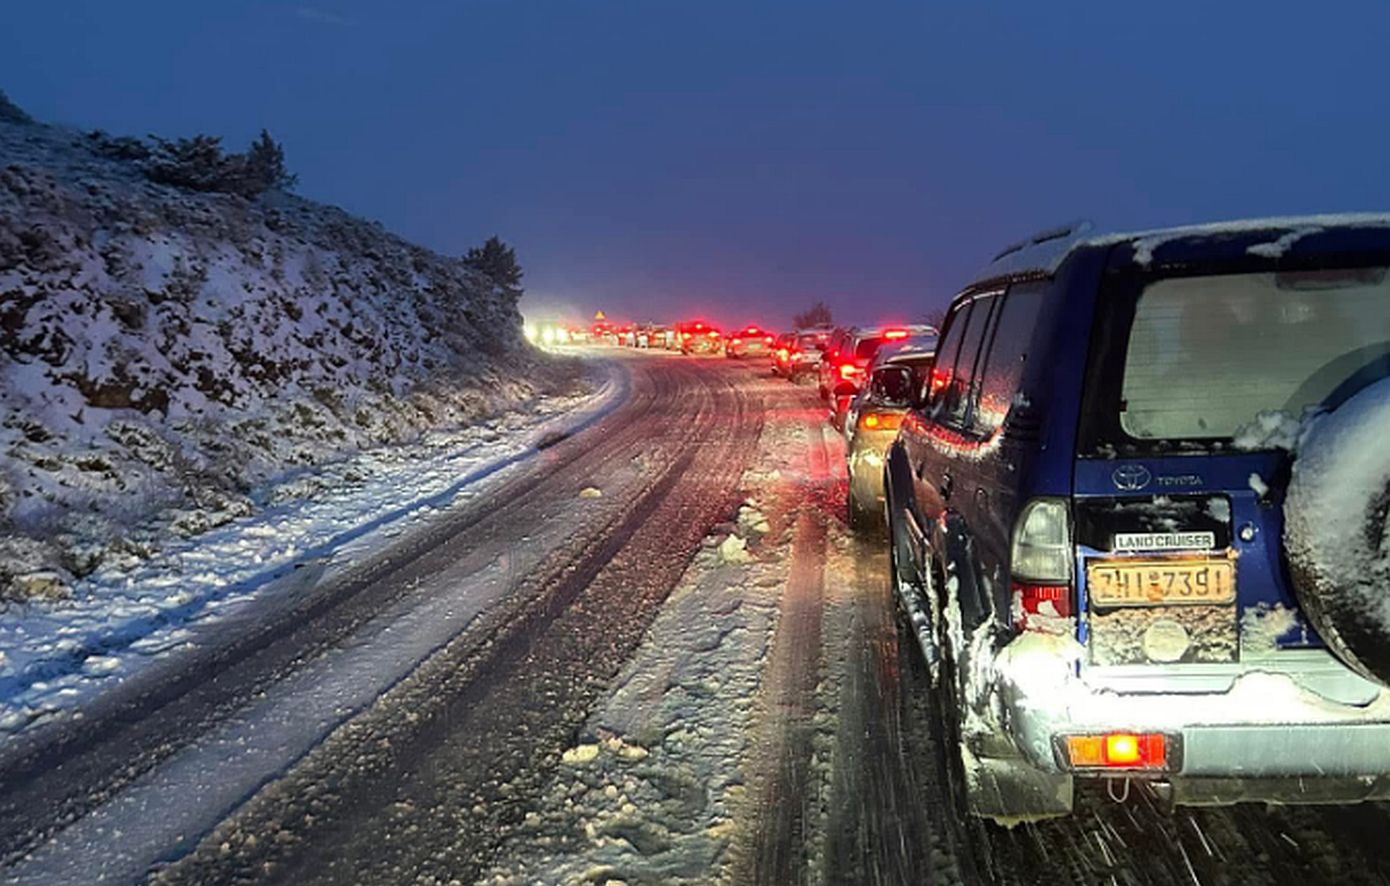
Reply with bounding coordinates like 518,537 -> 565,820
0,109 -> 572,597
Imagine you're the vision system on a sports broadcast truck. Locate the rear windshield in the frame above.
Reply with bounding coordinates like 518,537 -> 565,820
854,337 -> 884,360
796,333 -> 824,348
1120,268 -> 1390,439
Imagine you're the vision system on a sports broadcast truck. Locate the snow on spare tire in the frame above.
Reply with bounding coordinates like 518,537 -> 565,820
1285,375 -> 1390,688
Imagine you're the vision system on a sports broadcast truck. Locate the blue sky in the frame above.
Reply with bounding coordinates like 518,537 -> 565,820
5,1 -> 1390,329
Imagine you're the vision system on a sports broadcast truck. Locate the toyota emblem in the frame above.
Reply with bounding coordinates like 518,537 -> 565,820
1111,464 -> 1152,491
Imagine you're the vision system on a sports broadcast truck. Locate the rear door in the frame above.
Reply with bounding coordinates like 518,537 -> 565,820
963,282 -> 1052,622
1073,262 -> 1390,680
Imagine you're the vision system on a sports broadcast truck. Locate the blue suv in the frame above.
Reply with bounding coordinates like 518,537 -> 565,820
884,216 -> 1390,821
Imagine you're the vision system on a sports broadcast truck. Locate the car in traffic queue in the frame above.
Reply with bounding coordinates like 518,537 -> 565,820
825,325 -> 936,432
676,320 -> 723,355
774,329 -> 831,381
843,337 -> 937,527
883,216 -> 1390,824
725,325 -> 774,358
645,325 -> 673,349
770,332 -> 796,376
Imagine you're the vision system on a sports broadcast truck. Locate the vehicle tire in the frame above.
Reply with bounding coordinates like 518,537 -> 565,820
1286,376 -> 1390,688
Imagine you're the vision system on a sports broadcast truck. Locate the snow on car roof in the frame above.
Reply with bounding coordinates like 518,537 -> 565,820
975,213 -> 1390,284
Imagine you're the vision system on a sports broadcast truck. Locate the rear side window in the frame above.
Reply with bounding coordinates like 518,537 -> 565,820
926,302 -> 971,413
854,336 -> 885,360
972,282 -> 1046,434
929,293 -> 1000,428
1121,268 -> 1390,439
943,295 -> 997,427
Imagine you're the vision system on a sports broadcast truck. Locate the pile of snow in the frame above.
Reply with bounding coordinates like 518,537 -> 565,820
1231,409 -> 1307,452
484,532 -> 783,885
0,113 -> 576,595
484,389 -> 809,885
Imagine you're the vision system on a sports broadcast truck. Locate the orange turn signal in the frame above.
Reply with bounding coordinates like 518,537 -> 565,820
1064,733 -> 1167,770
859,412 -> 903,431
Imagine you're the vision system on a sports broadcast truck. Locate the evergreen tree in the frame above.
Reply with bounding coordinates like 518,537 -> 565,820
793,301 -> 833,329
463,236 -> 524,292
242,129 -> 298,193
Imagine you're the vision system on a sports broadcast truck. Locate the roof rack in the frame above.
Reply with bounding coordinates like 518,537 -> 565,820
977,219 -> 1095,283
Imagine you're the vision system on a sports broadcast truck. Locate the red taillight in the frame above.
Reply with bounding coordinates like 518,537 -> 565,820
732,337 -> 742,345
708,330 -> 720,338
765,336 -> 773,344
1065,733 -> 1168,770
858,412 -> 903,431
682,332 -> 692,340
928,366 -> 951,398
776,348 -> 789,358
839,363 -> 864,381
883,328 -> 909,340
1012,581 -> 1072,628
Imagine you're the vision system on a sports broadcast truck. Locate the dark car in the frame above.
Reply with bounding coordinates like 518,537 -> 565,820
816,326 -> 858,401
825,325 -> 936,432
770,332 -> 796,376
883,217 -> 1390,824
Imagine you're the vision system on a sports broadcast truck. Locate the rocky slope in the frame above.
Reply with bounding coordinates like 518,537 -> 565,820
0,108 -> 572,597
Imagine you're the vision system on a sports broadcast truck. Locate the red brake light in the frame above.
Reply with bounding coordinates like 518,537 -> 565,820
732,338 -> 742,345
883,328 -> 909,340
1011,581 -> 1073,629
765,336 -> 773,344
776,348 -> 788,358
928,367 -> 951,398
859,412 -> 903,431
682,332 -> 692,340
708,330 -> 720,338
839,363 -> 864,381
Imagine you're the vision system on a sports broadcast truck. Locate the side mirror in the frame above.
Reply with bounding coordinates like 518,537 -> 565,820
870,366 -> 914,407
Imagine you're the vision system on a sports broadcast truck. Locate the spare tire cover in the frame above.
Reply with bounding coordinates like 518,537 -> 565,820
1285,376 -> 1390,688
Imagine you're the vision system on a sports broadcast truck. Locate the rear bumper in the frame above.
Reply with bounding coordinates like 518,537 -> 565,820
1004,681 -> 1390,783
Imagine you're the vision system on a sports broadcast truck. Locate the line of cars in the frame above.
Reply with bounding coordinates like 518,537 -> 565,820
846,215 -> 1390,827
593,319 -> 784,358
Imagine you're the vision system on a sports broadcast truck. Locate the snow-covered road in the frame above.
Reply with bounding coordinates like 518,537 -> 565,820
8,351 -> 1390,886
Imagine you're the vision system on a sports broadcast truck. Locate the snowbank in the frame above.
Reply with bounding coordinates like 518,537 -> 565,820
0,115 -> 576,595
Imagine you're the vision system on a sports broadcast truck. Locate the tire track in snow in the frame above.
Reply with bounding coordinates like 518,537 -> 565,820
152,357 -> 764,885
737,405 -> 835,885
0,356 -> 693,881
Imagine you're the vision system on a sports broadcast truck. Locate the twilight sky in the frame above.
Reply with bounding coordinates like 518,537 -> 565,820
5,0 -> 1390,330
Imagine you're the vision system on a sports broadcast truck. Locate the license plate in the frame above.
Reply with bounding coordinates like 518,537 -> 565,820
1087,558 -> 1235,607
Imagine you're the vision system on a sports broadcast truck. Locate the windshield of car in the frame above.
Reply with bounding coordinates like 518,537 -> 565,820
1120,268 -> 1390,439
